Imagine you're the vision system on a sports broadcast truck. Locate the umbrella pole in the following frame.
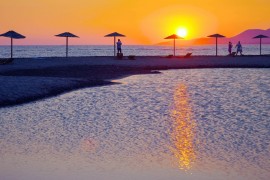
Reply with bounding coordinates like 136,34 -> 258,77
216,37 -> 218,56
11,38 -> 13,59
66,37 -> 68,58
174,38 -> 175,56
260,38 -> 262,55
114,36 -> 116,56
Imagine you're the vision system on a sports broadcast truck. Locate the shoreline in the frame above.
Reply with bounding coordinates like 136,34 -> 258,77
0,79 -> 116,108
0,65 -> 158,108
0,56 -> 270,108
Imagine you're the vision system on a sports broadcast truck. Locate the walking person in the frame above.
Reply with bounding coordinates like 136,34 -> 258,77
235,41 -> 243,56
228,41 -> 233,55
116,39 -> 122,53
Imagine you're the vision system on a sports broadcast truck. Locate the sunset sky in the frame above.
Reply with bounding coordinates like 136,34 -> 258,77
0,0 -> 269,45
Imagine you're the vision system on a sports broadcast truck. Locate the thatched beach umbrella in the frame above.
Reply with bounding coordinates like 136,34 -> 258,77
164,34 -> 183,56
55,32 -> 79,58
104,32 -> 125,56
253,35 -> 269,55
0,30 -> 25,58
207,34 -> 225,56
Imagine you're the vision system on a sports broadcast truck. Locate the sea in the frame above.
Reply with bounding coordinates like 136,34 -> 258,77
0,44 -> 270,58
0,69 -> 269,180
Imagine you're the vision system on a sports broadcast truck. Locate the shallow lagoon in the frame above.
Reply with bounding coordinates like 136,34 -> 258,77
0,69 -> 269,180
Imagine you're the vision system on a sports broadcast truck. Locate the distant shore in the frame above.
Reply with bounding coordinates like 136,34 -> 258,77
0,55 -> 270,108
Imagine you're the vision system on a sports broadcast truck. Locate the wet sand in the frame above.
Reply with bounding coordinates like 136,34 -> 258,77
0,55 -> 269,108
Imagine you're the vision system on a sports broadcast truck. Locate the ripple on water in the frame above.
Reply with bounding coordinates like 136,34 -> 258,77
0,69 -> 269,180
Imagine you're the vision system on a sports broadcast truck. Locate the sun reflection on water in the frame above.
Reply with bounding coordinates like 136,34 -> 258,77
170,84 -> 196,171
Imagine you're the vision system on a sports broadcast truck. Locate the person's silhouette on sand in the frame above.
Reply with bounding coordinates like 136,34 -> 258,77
228,42 -> 233,55
117,39 -> 122,53
235,41 -> 243,56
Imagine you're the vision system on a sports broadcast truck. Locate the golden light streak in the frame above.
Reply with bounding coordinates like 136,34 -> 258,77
170,84 -> 196,170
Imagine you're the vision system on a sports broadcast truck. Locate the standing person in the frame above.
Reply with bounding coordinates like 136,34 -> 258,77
235,41 -> 243,56
116,39 -> 122,53
228,41 -> 233,55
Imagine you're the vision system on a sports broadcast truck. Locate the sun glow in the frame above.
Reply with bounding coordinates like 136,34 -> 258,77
176,28 -> 188,38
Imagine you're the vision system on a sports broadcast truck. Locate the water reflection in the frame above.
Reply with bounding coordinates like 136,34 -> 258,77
170,84 -> 196,171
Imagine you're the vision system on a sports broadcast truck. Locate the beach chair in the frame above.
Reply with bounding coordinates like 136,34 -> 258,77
117,53 -> 123,60
0,58 -> 13,65
166,54 -> 174,58
227,52 -> 236,57
184,53 -> 192,58
128,55 -> 136,60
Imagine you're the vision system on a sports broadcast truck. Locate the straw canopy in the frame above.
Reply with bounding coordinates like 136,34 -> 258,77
253,35 -> 269,39
0,30 -> 26,39
164,34 -> 183,56
55,32 -> 79,38
105,32 -> 125,37
55,32 -> 79,57
104,32 -> 126,56
164,34 -> 183,40
0,30 -> 26,58
207,33 -> 225,56
253,34 -> 269,55
207,34 -> 225,38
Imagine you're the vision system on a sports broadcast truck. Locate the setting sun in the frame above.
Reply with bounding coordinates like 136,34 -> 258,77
0,1 -> 270,45
177,28 -> 187,38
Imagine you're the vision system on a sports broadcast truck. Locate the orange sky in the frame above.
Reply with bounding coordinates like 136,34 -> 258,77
0,0 -> 269,45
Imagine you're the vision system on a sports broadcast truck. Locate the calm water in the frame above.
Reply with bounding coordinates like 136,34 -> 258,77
0,69 -> 270,180
0,44 -> 270,58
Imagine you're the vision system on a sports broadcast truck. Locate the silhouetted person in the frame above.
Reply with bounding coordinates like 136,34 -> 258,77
228,42 -> 233,55
235,41 -> 243,56
117,39 -> 122,53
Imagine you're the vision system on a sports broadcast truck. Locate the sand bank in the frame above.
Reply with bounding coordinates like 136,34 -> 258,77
0,56 -> 269,108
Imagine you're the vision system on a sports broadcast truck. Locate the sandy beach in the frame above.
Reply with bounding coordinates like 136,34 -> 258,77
0,55 -> 269,108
